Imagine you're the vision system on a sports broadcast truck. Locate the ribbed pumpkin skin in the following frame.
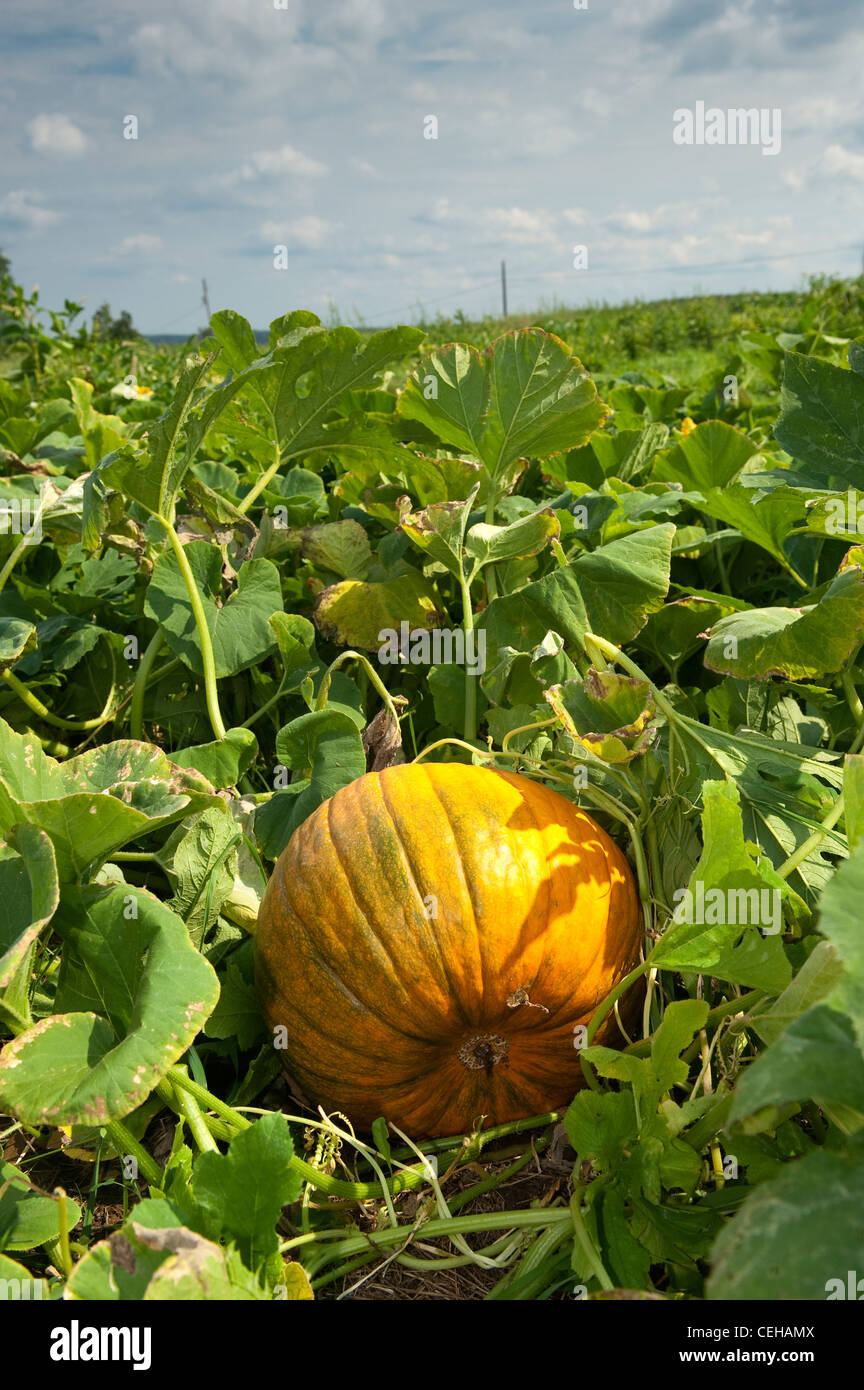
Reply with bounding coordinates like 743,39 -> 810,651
255,763 -> 642,1137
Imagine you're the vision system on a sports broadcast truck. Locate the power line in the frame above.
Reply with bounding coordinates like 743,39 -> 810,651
148,301 -> 204,335
357,241 -> 859,325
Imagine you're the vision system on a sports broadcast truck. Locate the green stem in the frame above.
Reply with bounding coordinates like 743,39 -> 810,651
585,960 -> 653,1046
569,1192 -> 613,1291
103,1118 -> 163,1189
0,492 -> 49,595
240,678 -> 288,729
307,1208 -> 572,1283
841,668 -> 864,730
157,515 -> 226,740
129,630 -> 164,740
458,567 -> 478,744
52,1188 -> 74,1278
1,667 -> 116,732
158,1075 -> 218,1153
776,791 -> 845,881
316,650 -> 399,726
484,489 -> 499,602
237,438 -> 281,515
448,1137 -> 550,1215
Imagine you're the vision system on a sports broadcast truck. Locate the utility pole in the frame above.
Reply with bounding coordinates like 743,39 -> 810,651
201,278 -> 212,324
501,259 -> 508,319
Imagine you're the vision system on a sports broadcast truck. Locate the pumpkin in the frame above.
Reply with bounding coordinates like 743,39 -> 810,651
254,762 -> 642,1137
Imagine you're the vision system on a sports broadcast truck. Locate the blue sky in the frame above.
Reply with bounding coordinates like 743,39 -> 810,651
1,0 -> 862,333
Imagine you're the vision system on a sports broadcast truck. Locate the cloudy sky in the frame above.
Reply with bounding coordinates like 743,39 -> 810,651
1,0 -> 862,334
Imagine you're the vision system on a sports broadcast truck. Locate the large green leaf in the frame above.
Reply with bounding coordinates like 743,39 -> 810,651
0,825 -> 58,1032
704,564 -> 864,680
653,781 -> 793,992
399,329 -> 608,478
239,325 -> 424,460
191,1113 -> 303,1273
0,721 -> 216,881
729,1005 -> 864,1123
478,525 -> 673,704
774,349 -> 864,487
0,1160 -> 82,1252
815,843 -> 864,1051
144,545 -> 283,678
0,885 -> 219,1126
653,420 -> 759,490
707,1144 -> 864,1300
696,485 -> 809,580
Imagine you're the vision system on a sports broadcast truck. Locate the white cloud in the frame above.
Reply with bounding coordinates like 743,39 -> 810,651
261,215 -> 332,248
238,144 -> 327,180
486,207 -> 558,245
0,190 -> 61,229
171,272 -> 193,283
561,207 -> 588,227
822,143 -> 864,181
113,233 -> 164,255
28,113 -> 87,156
605,209 -> 663,233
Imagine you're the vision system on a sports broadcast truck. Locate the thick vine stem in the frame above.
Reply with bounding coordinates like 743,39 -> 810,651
129,629 -> 164,740
304,1207 -> 573,1282
103,1117 -> 164,1189
315,649 -> 401,728
237,440 -> 281,515
569,1191 -> 613,1291
157,515 -> 226,740
459,567 -> 478,743
1,668 -> 116,732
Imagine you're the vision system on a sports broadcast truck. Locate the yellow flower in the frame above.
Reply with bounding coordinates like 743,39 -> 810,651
136,385 -> 153,397
679,416 -> 697,435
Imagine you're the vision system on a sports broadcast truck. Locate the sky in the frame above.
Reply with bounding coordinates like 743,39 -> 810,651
1,0 -> 863,335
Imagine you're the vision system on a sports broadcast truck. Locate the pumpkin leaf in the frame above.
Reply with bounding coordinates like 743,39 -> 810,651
704,565 -> 864,680
464,508 -> 560,566
191,1113 -> 302,1275
169,807 -> 240,948
707,1143 -> 864,1300
65,1222 -> 272,1301
653,781 -> 795,991
696,486 -> 809,581
544,669 -> 659,764
313,571 -> 446,651
812,842 -> 864,1051
144,546 -> 283,677
0,617 -> 37,671
0,885 -> 219,1126
398,330 -> 608,478
652,420 -> 759,491
0,1159 -> 82,1251
774,349 -> 864,488
400,489 -> 479,578
0,825 -> 59,1033
729,1005 -> 864,1124
170,728 -> 259,790
258,709 -> 367,860
0,720 -> 216,882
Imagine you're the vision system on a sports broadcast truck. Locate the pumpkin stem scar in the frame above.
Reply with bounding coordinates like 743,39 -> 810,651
458,1033 -> 509,1077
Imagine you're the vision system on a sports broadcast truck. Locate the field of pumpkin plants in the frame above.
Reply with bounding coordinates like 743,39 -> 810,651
1,268 -> 864,1305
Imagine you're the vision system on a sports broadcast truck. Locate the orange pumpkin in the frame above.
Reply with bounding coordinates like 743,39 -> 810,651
254,762 -> 642,1137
